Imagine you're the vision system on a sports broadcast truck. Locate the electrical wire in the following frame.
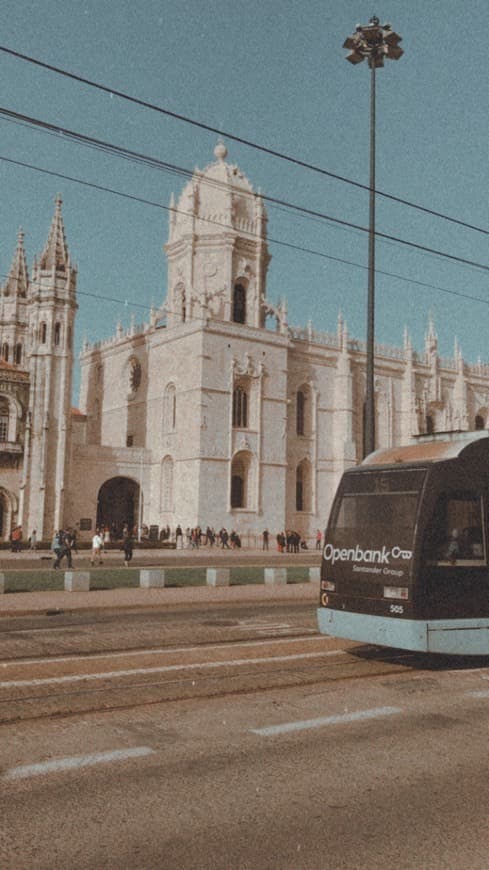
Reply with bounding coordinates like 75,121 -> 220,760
0,133 -> 487,273
0,160 -> 488,315
0,44 -> 487,236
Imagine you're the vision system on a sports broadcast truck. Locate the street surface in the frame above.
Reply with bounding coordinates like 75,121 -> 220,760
1,598 -> 489,868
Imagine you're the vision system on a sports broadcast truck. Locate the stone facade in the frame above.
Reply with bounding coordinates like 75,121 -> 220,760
1,144 -> 488,543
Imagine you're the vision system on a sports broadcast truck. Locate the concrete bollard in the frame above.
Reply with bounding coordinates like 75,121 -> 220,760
309,567 -> 321,582
0,572 -> 5,594
64,571 -> 90,592
264,567 -> 287,585
206,568 -> 230,587
140,568 -> 165,588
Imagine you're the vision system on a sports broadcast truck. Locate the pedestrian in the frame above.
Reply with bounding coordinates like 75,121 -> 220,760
122,530 -> 134,567
10,525 -> 22,552
175,524 -> 183,549
52,530 -> 63,569
220,528 -> 230,549
262,529 -> 269,551
29,529 -> 37,551
315,529 -> 322,550
91,530 -> 104,565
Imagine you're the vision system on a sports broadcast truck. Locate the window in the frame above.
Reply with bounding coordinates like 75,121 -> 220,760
475,414 -> 485,431
233,385 -> 248,428
296,390 -> 305,436
54,322 -> 61,346
126,434 -> 134,447
40,323 -> 47,344
230,452 -> 252,509
232,283 -> 246,324
2,343 -> 8,362
129,359 -> 142,392
296,459 -> 312,513
426,492 -> 486,565
0,398 -> 8,441
14,344 -> 22,365
426,415 -> 434,435
163,384 -> 177,432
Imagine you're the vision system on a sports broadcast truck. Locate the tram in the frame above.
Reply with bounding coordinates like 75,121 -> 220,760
318,431 -> 489,655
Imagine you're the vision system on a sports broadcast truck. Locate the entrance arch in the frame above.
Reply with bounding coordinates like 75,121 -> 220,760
96,477 -> 140,536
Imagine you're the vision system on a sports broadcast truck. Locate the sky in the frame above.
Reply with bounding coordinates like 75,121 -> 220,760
0,0 -> 487,402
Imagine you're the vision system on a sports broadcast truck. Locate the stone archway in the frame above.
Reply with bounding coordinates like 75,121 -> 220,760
96,477 -> 140,537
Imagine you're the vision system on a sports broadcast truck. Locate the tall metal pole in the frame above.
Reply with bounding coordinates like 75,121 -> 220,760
365,58 -> 376,456
343,18 -> 403,457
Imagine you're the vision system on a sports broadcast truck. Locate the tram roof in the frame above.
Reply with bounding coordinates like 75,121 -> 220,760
362,431 -> 489,467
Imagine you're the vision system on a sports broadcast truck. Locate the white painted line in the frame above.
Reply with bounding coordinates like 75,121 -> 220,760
250,706 -> 402,737
0,649 -> 342,689
3,746 -> 155,781
467,690 -> 489,698
1,634 -> 325,669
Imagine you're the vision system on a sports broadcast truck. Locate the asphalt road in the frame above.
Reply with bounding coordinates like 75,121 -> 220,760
2,649 -> 489,868
2,599 -> 489,868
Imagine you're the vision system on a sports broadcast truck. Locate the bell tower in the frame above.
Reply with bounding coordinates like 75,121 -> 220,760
164,143 -> 272,330
22,196 -> 77,538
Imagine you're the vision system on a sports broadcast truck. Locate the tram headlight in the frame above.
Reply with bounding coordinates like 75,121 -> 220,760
383,586 -> 409,600
321,580 -> 336,592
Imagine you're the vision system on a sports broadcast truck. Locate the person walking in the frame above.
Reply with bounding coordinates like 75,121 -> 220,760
29,530 -> 37,551
315,529 -> 322,550
52,530 -> 63,568
262,529 -> 269,551
91,530 -> 104,565
122,530 -> 134,567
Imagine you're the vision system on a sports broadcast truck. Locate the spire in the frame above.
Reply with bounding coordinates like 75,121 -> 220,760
2,228 -> 29,297
38,195 -> 70,272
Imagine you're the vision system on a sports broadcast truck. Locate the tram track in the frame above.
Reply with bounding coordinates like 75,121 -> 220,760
0,633 -> 433,726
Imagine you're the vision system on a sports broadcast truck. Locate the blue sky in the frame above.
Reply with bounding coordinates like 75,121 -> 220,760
0,0 -> 487,402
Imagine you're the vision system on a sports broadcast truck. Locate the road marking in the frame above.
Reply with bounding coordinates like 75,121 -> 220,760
467,690 -> 489,698
250,706 -> 402,737
3,746 -> 155,781
0,650 -> 342,689
1,634 -> 325,668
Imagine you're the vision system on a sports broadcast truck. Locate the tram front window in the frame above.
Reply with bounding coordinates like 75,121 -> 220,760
331,469 -> 424,552
426,493 -> 486,565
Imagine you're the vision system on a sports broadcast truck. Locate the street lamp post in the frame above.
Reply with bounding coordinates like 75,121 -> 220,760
343,17 -> 403,456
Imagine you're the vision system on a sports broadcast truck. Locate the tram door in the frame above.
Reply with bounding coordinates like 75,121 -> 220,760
421,488 -> 489,619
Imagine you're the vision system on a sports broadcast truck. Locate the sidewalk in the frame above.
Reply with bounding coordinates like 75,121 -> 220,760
0,578 -> 320,616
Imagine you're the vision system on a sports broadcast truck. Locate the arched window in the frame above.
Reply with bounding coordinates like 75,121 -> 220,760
475,414 -> 485,431
2,343 -> 8,362
160,456 -> 174,512
232,283 -> 246,324
231,451 -> 253,510
426,415 -> 434,435
14,344 -> 22,365
54,322 -> 61,346
0,398 -> 9,441
163,384 -> 177,432
233,385 -> 248,428
231,457 -> 246,508
40,323 -> 47,344
296,459 -> 312,513
296,390 -> 305,436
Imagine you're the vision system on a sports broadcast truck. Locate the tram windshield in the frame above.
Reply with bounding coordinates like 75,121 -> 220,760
330,468 -> 425,552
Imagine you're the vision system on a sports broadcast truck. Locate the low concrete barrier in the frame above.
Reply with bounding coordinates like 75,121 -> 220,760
206,568 -> 230,587
264,567 -> 287,585
64,571 -> 90,592
140,568 -> 165,588
309,566 -> 320,581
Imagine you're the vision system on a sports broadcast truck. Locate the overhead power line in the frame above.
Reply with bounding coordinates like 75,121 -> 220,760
1,153 -> 488,311
0,111 -> 487,273
0,44 -> 487,237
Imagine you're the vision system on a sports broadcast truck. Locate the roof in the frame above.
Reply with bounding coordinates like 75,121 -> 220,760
362,431 -> 489,466
71,407 -> 87,420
